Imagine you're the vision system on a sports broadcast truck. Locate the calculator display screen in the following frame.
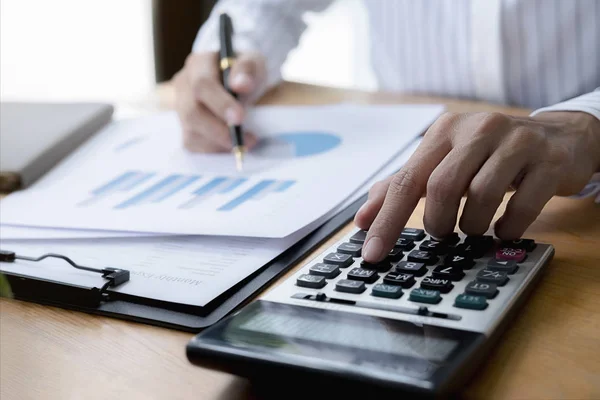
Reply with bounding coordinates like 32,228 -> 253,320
199,301 -> 481,382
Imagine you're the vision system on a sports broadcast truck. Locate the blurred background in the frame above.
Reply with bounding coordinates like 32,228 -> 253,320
0,0 -> 377,117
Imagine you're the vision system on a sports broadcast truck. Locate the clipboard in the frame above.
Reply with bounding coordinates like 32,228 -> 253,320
1,193 -> 366,332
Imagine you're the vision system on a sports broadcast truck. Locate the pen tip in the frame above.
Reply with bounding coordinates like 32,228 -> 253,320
233,146 -> 244,172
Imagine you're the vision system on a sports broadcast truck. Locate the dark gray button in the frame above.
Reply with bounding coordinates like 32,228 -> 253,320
349,230 -> 367,244
420,276 -> 453,293
394,238 -> 415,251
337,242 -> 362,257
407,250 -> 438,265
500,238 -> 536,252
296,274 -> 327,289
432,265 -> 465,281
309,263 -> 340,279
347,267 -> 379,283
487,259 -> 518,274
443,254 -> 474,270
476,269 -> 509,286
394,261 -> 427,276
323,252 -> 353,268
383,272 -> 416,288
360,259 -> 392,272
465,281 -> 498,298
371,284 -> 403,299
387,247 -> 404,262
335,279 -> 366,294
400,228 -> 425,241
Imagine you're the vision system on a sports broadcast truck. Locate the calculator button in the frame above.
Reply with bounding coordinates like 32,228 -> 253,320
464,235 -> 495,252
360,259 -> 392,273
394,261 -> 427,277
296,274 -> 327,289
409,288 -> 442,304
337,242 -> 362,257
349,230 -> 367,244
443,254 -> 475,270
432,265 -> 465,281
371,284 -> 403,299
387,247 -> 404,262
465,281 -> 498,299
347,268 -> 379,283
407,250 -> 438,265
476,269 -> 509,286
420,276 -> 454,293
323,252 -> 353,268
433,232 -> 461,245
495,248 -> 526,263
419,240 -> 448,255
449,243 -> 485,259
308,263 -> 341,279
487,259 -> 518,274
394,238 -> 415,251
454,294 -> 488,310
501,238 -> 536,252
400,228 -> 425,241
383,272 -> 416,288
336,279 -> 366,294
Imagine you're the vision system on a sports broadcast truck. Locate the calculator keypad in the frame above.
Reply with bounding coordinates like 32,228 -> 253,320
275,225 -> 552,334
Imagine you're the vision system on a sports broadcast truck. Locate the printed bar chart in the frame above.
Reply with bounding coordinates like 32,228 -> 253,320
178,177 -> 229,209
79,170 -> 297,213
218,180 -> 277,211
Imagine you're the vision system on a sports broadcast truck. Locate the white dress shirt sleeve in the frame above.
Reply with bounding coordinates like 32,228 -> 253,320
530,87 -> 600,203
530,87 -> 600,122
192,0 -> 335,92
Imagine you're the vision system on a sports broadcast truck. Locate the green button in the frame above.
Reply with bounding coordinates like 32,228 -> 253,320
409,288 -> 441,304
454,294 -> 488,310
371,284 -> 403,299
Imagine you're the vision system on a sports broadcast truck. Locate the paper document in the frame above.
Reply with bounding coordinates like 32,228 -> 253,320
0,138 -> 423,306
0,105 -> 443,238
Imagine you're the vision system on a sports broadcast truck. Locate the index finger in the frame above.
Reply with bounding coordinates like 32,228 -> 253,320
362,129 -> 451,263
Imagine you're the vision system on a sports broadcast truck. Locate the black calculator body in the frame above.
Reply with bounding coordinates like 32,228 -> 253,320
186,228 -> 554,398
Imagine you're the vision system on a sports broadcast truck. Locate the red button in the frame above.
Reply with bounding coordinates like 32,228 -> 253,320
495,247 -> 526,262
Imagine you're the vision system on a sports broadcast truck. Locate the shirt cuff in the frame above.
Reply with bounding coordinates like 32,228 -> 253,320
529,87 -> 600,122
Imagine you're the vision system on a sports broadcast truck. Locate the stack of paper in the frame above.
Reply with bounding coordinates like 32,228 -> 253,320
0,103 -> 444,307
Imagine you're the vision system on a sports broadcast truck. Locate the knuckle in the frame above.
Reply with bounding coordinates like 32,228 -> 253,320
426,173 -> 458,204
545,144 -> 572,167
468,181 -> 500,206
388,168 -> 421,197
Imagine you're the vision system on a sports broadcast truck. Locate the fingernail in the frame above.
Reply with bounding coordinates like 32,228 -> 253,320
231,73 -> 252,88
225,107 -> 241,125
357,200 -> 370,215
363,236 -> 384,261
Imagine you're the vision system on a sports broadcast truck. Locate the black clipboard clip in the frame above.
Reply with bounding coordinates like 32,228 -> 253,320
0,249 -> 130,307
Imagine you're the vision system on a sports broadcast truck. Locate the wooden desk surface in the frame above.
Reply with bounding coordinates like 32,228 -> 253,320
1,82 -> 599,400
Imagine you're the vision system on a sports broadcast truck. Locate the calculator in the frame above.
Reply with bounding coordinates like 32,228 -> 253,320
186,227 -> 554,397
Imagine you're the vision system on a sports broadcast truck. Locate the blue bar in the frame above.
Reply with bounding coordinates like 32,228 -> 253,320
193,177 -> 228,196
115,174 -> 181,209
218,180 -> 276,211
92,171 -> 139,195
219,177 -> 248,193
120,172 -> 156,191
152,175 -> 200,202
274,180 -> 296,192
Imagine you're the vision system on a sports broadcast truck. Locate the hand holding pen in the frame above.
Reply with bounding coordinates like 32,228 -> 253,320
172,14 -> 268,162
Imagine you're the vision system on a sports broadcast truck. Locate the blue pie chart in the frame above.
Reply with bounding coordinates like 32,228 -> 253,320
253,132 -> 341,158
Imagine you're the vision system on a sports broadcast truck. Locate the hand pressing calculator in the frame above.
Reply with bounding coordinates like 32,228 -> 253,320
187,227 -> 554,397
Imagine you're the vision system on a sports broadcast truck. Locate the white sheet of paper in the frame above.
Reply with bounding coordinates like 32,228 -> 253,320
0,105 -> 443,238
0,138 -> 422,307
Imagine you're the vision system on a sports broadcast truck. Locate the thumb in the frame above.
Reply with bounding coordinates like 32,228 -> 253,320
228,52 -> 266,96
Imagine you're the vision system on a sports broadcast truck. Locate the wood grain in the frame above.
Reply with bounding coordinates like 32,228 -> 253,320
1,82 -> 599,400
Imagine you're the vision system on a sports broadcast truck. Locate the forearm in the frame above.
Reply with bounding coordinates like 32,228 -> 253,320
192,0 -> 335,91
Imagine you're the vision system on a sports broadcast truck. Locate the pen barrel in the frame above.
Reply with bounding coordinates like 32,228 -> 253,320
229,125 -> 244,148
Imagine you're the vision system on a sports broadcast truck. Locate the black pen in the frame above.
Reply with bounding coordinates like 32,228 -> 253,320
219,12 -> 245,171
